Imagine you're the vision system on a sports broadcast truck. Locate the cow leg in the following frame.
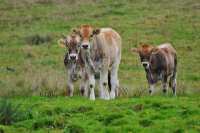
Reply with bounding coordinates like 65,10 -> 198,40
88,73 -> 95,100
169,74 -> 177,96
67,79 -> 74,97
79,70 -> 89,97
110,64 -> 119,99
99,69 -> 110,100
149,84 -> 155,95
80,79 -> 88,97
162,75 -> 168,94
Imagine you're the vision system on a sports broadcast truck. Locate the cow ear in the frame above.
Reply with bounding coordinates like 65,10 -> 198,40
93,28 -> 100,35
72,28 -> 80,35
131,48 -> 139,53
58,39 -> 66,48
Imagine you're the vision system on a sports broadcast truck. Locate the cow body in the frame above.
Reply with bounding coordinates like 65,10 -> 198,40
74,25 -> 121,100
59,34 -> 88,97
132,43 -> 177,95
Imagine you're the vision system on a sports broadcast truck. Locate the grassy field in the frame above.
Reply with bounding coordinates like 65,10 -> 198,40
0,96 -> 200,133
0,0 -> 200,132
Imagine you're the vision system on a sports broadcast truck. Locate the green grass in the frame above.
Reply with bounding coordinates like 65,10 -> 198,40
0,0 -> 200,132
1,0 -> 200,96
0,96 -> 199,133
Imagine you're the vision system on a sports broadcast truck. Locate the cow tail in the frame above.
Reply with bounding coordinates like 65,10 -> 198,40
108,71 -> 111,91
170,54 -> 177,88
173,54 -> 177,78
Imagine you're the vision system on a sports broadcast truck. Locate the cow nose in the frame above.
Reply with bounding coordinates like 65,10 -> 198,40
82,44 -> 89,49
142,62 -> 149,68
143,63 -> 147,67
70,55 -> 76,60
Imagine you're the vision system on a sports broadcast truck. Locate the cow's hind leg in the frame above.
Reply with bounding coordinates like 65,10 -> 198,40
169,73 -> 177,96
170,57 -> 177,96
110,64 -> 119,99
162,75 -> 168,94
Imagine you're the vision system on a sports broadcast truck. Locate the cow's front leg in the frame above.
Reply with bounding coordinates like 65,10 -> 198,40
149,84 -> 155,95
80,79 -> 88,97
67,79 -> 74,97
88,73 -> 95,100
99,69 -> 110,100
146,70 -> 155,95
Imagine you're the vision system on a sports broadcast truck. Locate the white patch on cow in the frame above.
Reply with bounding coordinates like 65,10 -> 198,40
158,43 -> 171,49
100,28 -> 112,32
142,61 -> 149,68
89,88 -> 95,100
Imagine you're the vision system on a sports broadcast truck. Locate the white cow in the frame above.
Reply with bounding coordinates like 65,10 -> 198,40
73,25 -> 122,100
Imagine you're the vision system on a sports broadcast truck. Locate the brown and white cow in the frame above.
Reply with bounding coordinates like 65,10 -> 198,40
132,43 -> 177,95
58,33 -> 88,97
73,25 -> 122,100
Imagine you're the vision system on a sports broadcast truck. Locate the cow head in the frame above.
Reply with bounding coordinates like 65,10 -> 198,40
73,25 -> 100,50
58,34 -> 81,61
131,43 -> 154,69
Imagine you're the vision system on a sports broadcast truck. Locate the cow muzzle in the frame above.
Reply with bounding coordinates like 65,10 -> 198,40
69,53 -> 78,60
142,61 -> 149,68
81,43 -> 90,50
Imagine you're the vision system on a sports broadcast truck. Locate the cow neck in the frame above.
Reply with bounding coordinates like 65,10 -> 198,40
78,50 -> 85,67
80,47 -> 96,73
92,35 -> 103,62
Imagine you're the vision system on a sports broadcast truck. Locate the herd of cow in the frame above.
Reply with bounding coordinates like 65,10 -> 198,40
58,25 -> 177,100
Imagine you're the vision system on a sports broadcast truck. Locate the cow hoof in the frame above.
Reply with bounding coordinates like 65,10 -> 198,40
110,91 -> 115,99
149,90 -> 152,94
89,93 -> 95,100
163,89 -> 167,93
104,96 -> 110,100
80,89 -> 84,96
89,96 -> 95,100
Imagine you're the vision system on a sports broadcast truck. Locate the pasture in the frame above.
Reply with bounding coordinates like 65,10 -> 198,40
0,0 -> 200,132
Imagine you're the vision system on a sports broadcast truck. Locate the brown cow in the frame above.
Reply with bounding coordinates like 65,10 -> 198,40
132,43 -> 177,95
73,25 -> 122,100
58,34 -> 88,97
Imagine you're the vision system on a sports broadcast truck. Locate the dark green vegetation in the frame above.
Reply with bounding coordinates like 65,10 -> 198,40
0,0 -> 200,132
0,96 -> 199,133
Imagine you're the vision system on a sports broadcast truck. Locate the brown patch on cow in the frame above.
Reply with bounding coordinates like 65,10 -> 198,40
104,31 -> 113,43
138,43 -> 154,55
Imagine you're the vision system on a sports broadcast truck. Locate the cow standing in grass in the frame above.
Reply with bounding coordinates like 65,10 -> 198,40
132,43 -> 177,95
58,34 -> 88,97
73,25 -> 122,100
